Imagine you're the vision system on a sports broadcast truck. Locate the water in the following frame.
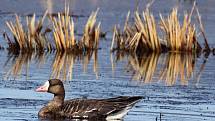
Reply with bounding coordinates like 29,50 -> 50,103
0,0 -> 215,121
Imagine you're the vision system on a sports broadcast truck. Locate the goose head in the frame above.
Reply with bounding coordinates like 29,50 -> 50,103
36,79 -> 65,96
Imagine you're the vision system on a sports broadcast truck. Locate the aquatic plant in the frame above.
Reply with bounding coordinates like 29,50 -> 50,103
81,9 -> 100,50
4,5 -> 100,53
111,4 -> 208,54
111,9 -> 161,53
49,6 -> 76,51
159,6 -> 198,52
4,11 -> 51,52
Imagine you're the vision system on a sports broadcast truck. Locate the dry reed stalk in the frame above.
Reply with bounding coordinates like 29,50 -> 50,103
196,7 -> 210,51
6,15 -> 26,50
111,25 -> 125,50
81,8 -> 100,49
159,6 -> 198,52
50,6 -> 76,51
50,7 -> 100,51
134,9 -> 161,52
5,11 -> 50,51
112,3 -> 205,53
111,8 -> 161,53
26,11 -> 50,50
111,25 -> 117,51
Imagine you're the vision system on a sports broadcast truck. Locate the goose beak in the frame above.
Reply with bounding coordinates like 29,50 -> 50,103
36,81 -> 49,92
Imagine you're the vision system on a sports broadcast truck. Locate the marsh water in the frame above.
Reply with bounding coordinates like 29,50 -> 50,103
0,0 -> 215,121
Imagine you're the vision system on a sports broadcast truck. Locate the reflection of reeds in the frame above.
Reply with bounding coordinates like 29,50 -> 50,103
112,52 -> 200,86
128,53 -> 160,83
111,3 -> 206,53
50,51 -> 98,81
159,53 -> 194,86
4,51 -> 99,81
4,52 -> 46,79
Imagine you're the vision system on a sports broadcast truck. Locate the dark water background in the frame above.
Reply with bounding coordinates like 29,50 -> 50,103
0,0 -> 215,121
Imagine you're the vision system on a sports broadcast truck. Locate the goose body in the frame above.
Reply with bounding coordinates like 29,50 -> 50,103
36,79 -> 143,120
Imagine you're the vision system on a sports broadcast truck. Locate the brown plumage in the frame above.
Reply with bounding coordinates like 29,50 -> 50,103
36,79 -> 143,120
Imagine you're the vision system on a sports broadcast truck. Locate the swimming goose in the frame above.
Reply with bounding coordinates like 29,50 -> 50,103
36,79 -> 143,120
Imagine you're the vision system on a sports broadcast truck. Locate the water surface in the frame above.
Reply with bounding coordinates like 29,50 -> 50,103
0,0 -> 215,121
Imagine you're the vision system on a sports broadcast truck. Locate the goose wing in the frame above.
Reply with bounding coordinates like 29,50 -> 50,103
61,98 -> 129,119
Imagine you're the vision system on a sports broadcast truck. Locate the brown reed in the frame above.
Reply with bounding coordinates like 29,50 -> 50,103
159,6 -> 198,52
111,8 -> 161,53
50,7 -> 100,51
5,11 -> 51,52
4,5 -> 100,53
81,8 -> 100,49
111,4 -> 205,53
49,5 -> 76,51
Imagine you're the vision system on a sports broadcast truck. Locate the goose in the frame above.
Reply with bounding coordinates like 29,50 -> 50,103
36,79 -> 143,120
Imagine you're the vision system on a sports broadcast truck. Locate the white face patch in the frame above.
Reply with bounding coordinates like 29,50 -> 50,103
36,80 -> 50,92
43,81 -> 50,91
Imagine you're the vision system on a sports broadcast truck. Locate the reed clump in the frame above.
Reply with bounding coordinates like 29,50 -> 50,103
111,5 -> 206,54
50,7 -> 100,52
4,6 -> 100,53
4,11 -> 52,52
159,7 -> 199,52
111,9 -> 162,53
